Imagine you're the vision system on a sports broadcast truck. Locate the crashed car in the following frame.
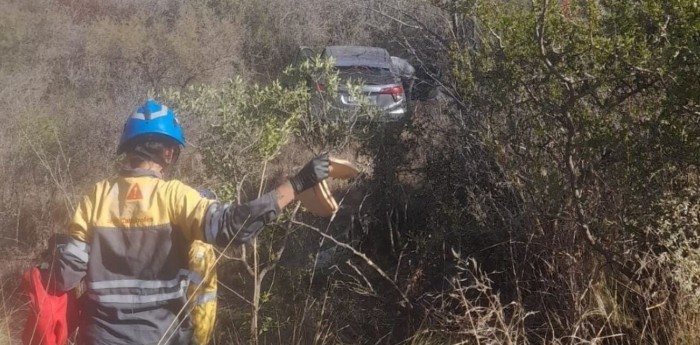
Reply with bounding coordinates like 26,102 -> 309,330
301,46 -> 409,122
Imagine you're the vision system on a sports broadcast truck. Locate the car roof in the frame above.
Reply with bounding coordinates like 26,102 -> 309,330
323,46 -> 392,69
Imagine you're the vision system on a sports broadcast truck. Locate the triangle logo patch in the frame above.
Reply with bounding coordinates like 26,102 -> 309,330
126,183 -> 143,201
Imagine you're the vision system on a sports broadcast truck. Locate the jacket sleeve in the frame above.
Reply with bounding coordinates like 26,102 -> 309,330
53,193 -> 92,292
202,191 -> 281,247
53,237 -> 89,291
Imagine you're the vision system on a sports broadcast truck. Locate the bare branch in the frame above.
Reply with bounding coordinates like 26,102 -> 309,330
291,219 -> 412,307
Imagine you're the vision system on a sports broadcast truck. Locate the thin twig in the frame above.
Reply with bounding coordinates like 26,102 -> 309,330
291,219 -> 412,307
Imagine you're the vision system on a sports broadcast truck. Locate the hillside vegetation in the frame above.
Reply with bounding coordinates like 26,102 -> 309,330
1,0 -> 699,344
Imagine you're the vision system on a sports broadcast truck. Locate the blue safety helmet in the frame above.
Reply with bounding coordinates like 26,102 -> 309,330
117,99 -> 185,154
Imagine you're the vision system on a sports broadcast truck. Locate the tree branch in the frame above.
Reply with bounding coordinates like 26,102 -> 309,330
291,219 -> 412,308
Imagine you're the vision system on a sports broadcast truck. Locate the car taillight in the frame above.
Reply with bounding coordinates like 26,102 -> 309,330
315,83 -> 326,92
379,85 -> 404,102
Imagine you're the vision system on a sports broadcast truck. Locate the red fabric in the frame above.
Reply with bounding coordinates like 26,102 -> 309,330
21,267 -> 77,345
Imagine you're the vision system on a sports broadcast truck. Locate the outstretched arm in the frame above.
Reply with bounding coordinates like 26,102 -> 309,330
203,154 -> 329,247
53,193 -> 92,292
273,180 -> 295,210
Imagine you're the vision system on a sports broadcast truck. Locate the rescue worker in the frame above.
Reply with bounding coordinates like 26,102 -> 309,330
53,99 -> 330,345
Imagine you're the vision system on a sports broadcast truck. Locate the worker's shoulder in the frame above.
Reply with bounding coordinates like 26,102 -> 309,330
86,176 -> 117,194
87,175 -> 182,191
160,178 -> 199,195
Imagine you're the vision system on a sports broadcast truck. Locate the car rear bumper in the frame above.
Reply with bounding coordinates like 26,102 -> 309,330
336,101 -> 407,122
377,104 -> 407,122
309,96 -> 407,123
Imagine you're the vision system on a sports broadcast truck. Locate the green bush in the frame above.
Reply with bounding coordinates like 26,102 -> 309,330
432,0 -> 700,342
161,75 -> 305,200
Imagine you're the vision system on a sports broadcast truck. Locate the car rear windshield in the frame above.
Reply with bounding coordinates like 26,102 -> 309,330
336,66 -> 396,85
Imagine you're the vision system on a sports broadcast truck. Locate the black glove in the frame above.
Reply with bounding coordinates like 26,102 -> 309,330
290,153 -> 330,194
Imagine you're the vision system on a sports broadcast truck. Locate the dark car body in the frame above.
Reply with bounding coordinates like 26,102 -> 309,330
316,46 -> 408,122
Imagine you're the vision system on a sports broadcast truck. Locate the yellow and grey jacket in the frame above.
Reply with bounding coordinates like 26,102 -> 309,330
186,240 -> 217,345
54,168 -> 279,345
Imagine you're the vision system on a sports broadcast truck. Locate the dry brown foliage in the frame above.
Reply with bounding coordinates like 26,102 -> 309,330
2,0 -> 699,344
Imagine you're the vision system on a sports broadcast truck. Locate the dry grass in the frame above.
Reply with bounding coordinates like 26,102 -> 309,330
2,0 -> 699,344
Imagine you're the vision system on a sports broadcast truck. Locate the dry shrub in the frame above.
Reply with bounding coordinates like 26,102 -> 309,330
420,256 -> 530,345
81,2 -> 244,92
12,0 -> 700,344
646,181 -> 700,308
408,0 -> 700,343
0,0 -> 250,250
205,0 -> 399,79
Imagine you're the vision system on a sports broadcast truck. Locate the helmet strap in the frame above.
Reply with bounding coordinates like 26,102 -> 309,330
124,136 -> 181,172
166,147 -> 181,169
159,146 -> 182,171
